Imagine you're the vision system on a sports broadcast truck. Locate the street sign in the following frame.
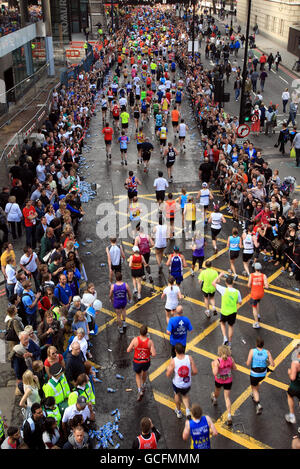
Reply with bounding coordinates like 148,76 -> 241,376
236,138 -> 248,145
237,124 -> 250,138
251,114 -> 258,122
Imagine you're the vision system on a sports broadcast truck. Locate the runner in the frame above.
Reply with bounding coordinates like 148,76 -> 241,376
118,130 -> 130,166
127,325 -> 156,401
163,142 -> 178,183
242,224 -> 259,276
128,245 -> 148,300
152,212 -> 167,273
208,205 -> 226,253
101,94 -> 108,124
198,260 -> 218,318
166,342 -> 198,419
211,345 -> 237,426
171,105 -> 180,137
136,126 -> 144,164
109,272 -> 132,334
124,171 -> 142,200
105,237 -> 125,284
227,227 -> 242,280
177,187 -> 188,229
132,417 -> 161,449
153,171 -> 169,207
178,118 -> 188,152
246,337 -> 275,415
166,246 -> 187,286
248,262 -> 269,329
197,182 -> 214,225
285,343 -> 300,424
120,106 -> 130,131
166,305 -> 193,356
112,101 -> 120,131
140,137 -> 154,173
212,272 -> 242,347
134,225 -> 154,282
191,231 -> 205,277
101,122 -> 113,160
182,403 -> 218,449
161,276 -> 183,324
158,119 -> 168,154
164,192 -> 177,240
129,196 -> 141,238
184,196 -> 197,237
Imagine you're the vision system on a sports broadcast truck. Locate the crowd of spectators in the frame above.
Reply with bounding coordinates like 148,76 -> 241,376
0,4 -> 42,37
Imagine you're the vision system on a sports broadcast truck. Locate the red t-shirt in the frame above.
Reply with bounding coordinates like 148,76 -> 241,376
102,127 -> 113,141
44,354 -> 64,369
23,206 -> 36,227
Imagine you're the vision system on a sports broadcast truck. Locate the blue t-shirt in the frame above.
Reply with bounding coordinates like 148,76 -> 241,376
22,291 -> 37,316
167,316 -> 193,346
54,284 -> 72,305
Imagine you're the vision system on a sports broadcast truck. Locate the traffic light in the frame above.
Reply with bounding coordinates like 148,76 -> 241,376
242,96 -> 252,123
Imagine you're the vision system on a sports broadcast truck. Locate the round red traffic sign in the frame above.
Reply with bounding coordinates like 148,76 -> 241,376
251,114 -> 259,122
237,124 -> 250,138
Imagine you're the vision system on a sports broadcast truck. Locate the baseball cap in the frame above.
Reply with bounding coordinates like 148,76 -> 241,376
254,263 -> 262,270
50,363 -> 63,377
77,396 -> 87,406
132,246 -> 140,253
202,182 -> 208,187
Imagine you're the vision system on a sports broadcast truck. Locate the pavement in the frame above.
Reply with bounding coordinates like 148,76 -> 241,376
0,22 -> 300,449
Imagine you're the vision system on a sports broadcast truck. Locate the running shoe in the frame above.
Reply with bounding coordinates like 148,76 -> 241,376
122,321 -> 127,329
285,414 -> 296,424
186,408 -> 191,419
256,403 -> 263,415
121,160 -> 124,165
137,159 -> 139,164
212,307 -> 217,316
125,161 -> 127,166
233,274 -> 238,281
223,338 -> 229,346
204,309 -> 211,318
252,322 -> 260,329
211,392 -> 217,406
133,288 -> 137,296
118,326 -> 124,334
175,409 -> 183,419
137,391 -> 144,402
137,294 -> 141,300
190,269 -> 194,277
226,416 -> 233,426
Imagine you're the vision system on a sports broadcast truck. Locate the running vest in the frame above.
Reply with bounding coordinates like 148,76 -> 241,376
131,254 -> 142,270
211,212 -> 223,229
250,272 -> 265,300
133,336 -> 151,363
160,127 -> 167,139
165,199 -> 176,218
127,176 -> 137,192
215,357 -> 233,383
109,244 -> 121,266
113,283 -> 127,309
155,224 -> 167,248
221,288 -> 239,316
229,235 -> 240,251
167,147 -> 176,164
289,369 -> 300,394
185,203 -> 196,221
250,348 -> 268,378
189,416 -> 210,450
199,189 -> 210,206
136,131 -> 144,144
243,233 -> 254,254
129,202 -> 141,220
137,432 -> 157,449
170,254 -> 183,277
173,355 -> 192,389
138,234 -> 150,254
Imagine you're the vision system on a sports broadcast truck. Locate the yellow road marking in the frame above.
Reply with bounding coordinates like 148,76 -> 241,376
152,390 -> 271,449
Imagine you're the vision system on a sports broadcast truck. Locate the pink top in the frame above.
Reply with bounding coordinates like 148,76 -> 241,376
214,357 -> 233,384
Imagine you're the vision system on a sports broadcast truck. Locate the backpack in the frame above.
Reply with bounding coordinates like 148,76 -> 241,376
19,292 -> 33,320
5,319 -> 19,342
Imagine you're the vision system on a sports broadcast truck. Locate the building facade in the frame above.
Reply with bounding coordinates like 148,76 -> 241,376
237,0 -> 300,53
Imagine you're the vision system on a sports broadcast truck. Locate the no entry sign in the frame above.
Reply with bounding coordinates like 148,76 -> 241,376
237,124 -> 250,138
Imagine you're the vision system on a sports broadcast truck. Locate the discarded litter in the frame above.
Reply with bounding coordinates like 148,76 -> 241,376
107,348 -> 112,352
107,387 -> 117,393
125,388 -> 132,392
86,239 -> 93,243
94,378 -> 102,383
116,374 -> 124,380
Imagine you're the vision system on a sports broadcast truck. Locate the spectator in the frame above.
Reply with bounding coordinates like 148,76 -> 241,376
22,402 -> 45,450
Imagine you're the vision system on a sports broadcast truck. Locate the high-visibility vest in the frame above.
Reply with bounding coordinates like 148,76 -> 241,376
0,416 -> 4,439
68,382 -> 95,406
44,404 -> 62,427
43,375 -> 70,405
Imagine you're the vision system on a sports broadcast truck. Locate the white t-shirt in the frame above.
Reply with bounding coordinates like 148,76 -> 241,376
163,285 -> 180,310
20,252 -> 38,273
62,403 -> 91,424
216,284 -> 242,303
210,212 -> 223,230
179,123 -> 186,137
155,224 -> 167,248
6,264 -> 16,284
154,177 -> 169,191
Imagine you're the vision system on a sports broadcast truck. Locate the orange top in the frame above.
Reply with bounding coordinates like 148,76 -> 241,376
171,109 -> 180,122
250,273 -> 265,300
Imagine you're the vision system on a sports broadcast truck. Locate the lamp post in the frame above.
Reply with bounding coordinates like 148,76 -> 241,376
239,0 -> 252,124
